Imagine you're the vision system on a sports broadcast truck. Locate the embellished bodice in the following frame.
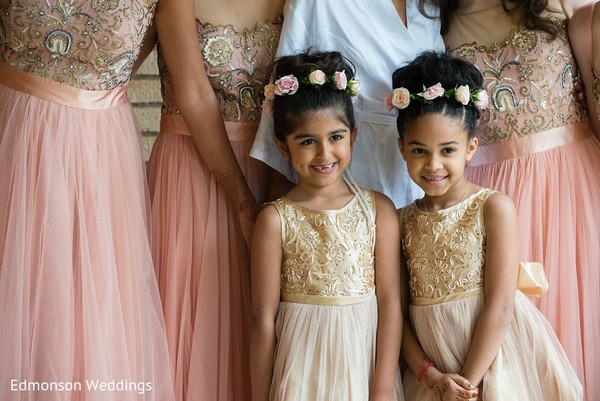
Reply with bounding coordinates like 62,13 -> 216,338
449,23 -> 587,145
158,18 -> 281,123
399,189 -> 494,303
0,0 -> 157,90
272,189 -> 376,299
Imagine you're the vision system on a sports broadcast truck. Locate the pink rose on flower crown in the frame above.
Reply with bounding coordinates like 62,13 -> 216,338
263,83 -> 277,101
455,85 -> 470,105
473,89 -> 489,110
391,87 -> 411,109
333,71 -> 348,90
308,70 -> 327,86
274,75 -> 299,95
422,82 -> 445,100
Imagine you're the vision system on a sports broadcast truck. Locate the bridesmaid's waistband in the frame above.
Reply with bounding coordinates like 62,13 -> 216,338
160,113 -> 259,142
281,289 -> 375,306
0,62 -> 128,110
412,288 -> 483,306
469,121 -> 594,166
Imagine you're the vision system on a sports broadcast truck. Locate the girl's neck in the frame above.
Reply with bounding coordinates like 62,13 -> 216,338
420,181 -> 476,212
286,178 -> 354,211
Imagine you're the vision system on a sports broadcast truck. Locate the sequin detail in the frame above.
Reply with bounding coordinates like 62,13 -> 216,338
399,189 -> 494,301
450,22 -> 587,145
0,0 -> 157,90
272,190 -> 376,298
158,18 -> 282,123
593,68 -> 600,120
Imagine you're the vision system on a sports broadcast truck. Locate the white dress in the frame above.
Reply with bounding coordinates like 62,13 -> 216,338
250,0 -> 444,208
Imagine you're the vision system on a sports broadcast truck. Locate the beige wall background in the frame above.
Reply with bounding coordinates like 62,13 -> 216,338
131,47 -> 161,163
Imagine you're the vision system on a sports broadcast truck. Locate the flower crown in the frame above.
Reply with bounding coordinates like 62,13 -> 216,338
385,82 -> 489,111
263,70 -> 360,101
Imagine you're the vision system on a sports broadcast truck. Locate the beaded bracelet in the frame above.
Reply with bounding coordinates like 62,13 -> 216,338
417,360 -> 435,382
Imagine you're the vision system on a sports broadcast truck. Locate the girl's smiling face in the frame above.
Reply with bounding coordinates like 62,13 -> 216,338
277,108 -> 356,190
399,113 -> 478,204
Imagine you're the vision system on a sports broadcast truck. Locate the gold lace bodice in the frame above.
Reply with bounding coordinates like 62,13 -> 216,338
158,18 -> 281,122
272,189 -> 376,299
399,189 -> 495,303
450,23 -> 587,145
0,0 -> 157,90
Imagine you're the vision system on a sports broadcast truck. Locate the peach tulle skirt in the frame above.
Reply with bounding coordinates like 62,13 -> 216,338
0,66 -> 174,401
404,293 -> 582,401
465,123 -> 600,400
146,116 -> 267,401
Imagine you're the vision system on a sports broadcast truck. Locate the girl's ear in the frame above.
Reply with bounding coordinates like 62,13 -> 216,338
397,138 -> 406,158
465,136 -> 479,161
275,138 -> 290,160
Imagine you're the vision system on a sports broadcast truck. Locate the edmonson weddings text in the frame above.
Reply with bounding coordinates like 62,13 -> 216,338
10,379 -> 152,395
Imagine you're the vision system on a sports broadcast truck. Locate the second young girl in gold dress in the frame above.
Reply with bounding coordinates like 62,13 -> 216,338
392,51 -> 581,401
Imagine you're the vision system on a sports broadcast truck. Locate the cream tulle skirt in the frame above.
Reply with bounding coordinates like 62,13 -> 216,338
0,66 -> 174,401
270,293 -> 403,401
146,116 -> 267,401
465,123 -> 600,399
404,292 -> 582,401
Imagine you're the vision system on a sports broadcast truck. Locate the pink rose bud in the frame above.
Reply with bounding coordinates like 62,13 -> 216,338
333,71 -> 348,90
422,82 -> 445,100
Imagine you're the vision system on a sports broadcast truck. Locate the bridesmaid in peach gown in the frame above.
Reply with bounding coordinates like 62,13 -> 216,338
145,1 -> 284,400
424,0 -> 600,399
0,1 -> 176,400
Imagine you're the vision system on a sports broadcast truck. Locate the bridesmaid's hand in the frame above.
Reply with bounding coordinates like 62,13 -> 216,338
239,211 -> 255,248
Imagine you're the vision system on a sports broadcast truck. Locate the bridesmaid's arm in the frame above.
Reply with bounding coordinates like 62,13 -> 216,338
250,205 -> 283,401
132,23 -> 157,75
153,0 -> 258,244
568,1 -> 600,138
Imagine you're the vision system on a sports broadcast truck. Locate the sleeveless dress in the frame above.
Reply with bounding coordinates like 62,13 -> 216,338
269,188 -> 403,401
250,0 -> 445,208
448,11 -> 600,399
0,1 -> 174,401
145,19 -> 282,401
399,188 -> 582,401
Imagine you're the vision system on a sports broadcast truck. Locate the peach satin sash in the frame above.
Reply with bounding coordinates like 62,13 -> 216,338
0,62 -> 128,110
160,113 -> 259,142
469,121 -> 594,166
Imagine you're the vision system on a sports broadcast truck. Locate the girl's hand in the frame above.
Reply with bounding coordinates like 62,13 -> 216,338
423,368 -> 479,401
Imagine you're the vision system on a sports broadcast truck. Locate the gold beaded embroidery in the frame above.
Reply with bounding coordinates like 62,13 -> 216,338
593,68 -> 600,120
0,0 -> 157,90
158,18 -> 282,123
450,22 -> 587,145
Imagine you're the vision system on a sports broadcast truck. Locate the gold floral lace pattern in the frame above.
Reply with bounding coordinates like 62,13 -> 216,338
272,189 -> 376,298
158,18 -> 282,123
450,23 -> 587,145
0,0 -> 157,90
399,189 -> 495,300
